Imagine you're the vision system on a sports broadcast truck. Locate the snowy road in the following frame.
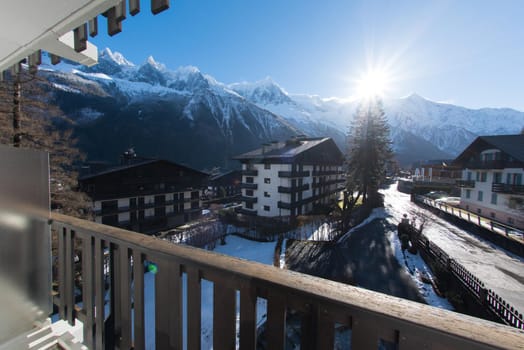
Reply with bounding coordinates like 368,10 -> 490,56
381,183 -> 524,315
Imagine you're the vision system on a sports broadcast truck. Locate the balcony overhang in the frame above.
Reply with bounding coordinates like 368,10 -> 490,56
0,0 -> 170,76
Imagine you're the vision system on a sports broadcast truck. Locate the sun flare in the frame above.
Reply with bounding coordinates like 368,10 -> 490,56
354,68 -> 391,99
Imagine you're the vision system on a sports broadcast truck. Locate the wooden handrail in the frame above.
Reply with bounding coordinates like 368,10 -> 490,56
51,212 -> 524,349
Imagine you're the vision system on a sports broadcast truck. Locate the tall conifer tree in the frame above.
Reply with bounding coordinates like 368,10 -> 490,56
346,98 -> 393,206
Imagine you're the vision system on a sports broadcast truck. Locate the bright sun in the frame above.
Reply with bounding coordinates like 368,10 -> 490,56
355,68 -> 390,99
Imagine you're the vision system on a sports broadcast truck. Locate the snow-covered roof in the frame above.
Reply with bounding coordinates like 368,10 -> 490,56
80,159 -> 209,181
234,137 -> 344,165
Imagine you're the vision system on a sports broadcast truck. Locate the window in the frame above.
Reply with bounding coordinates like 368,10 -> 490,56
264,178 -> 271,184
480,172 -> 487,182
155,207 -> 166,217
264,163 -> 271,170
130,198 -> 137,208
101,200 -> 118,214
466,172 -> 472,181
155,195 -> 165,204
493,172 -> 502,183
465,189 -> 471,199
191,191 -> 199,199
246,202 -> 253,209
477,208 -> 482,214
130,211 -> 137,223
246,189 -> 254,196
491,193 -> 497,205
477,191 -> 483,201
264,191 -> 270,198
516,174 -> 523,185
263,205 -> 270,211
476,172 -> 480,181
246,176 -> 254,184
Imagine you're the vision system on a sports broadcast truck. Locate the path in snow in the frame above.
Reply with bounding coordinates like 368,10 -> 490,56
381,183 -> 524,315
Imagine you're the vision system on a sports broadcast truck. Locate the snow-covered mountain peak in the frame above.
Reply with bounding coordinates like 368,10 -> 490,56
100,47 -> 135,67
229,77 -> 292,105
143,55 -> 166,71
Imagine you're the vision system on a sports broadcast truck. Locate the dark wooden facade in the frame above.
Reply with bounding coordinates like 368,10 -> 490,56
80,160 -> 209,234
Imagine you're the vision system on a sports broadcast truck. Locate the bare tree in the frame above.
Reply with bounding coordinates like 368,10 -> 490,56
0,65 -> 90,218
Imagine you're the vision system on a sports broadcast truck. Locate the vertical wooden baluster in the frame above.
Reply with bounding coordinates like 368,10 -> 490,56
155,260 -> 182,350
266,292 -> 286,350
133,251 -> 145,350
213,283 -> 236,350
109,244 -> 121,348
58,226 -> 66,320
120,246 -> 132,349
65,228 -> 75,325
94,238 -> 105,349
316,306 -> 334,349
82,234 -> 94,349
351,316 -> 378,349
187,266 -> 201,349
239,285 -> 257,349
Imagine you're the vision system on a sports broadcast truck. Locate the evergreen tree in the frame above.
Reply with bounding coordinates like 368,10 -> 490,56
345,97 -> 393,206
0,65 -> 91,218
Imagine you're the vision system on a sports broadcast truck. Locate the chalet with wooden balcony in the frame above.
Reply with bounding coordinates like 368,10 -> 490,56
80,159 -> 208,234
234,137 -> 345,218
453,134 -> 524,229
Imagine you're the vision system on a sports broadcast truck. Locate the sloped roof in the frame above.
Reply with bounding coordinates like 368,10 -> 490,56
234,137 -> 343,164
80,159 -> 208,180
453,134 -> 524,165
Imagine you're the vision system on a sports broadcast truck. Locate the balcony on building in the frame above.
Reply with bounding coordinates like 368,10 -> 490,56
492,183 -> 524,195
277,183 -> 310,193
456,179 -> 476,188
240,183 -> 258,190
278,170 -> 311,178
240,195 -> 258,203
241,168 -> 259,177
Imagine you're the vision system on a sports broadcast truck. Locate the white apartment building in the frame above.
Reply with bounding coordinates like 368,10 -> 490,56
234,137 -> 345,218
454,135 -> 524,229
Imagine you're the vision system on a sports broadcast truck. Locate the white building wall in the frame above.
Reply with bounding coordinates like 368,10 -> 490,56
257,163 -> 285,217
118,212 -> 130,222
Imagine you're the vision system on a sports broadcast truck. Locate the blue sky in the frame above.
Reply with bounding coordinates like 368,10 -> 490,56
92,0 -> 524,110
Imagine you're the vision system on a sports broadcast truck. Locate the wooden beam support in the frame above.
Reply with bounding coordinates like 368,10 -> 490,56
50,54 -> 61,65
129,0 -> 140,15
151,0 -> 169,15
89,17 -> 98,37
73,24 -> 88,52
106,7 -> 122,36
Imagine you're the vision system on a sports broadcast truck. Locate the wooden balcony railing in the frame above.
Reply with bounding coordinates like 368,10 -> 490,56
492,182 -> 524,195
51,212 -> 523,350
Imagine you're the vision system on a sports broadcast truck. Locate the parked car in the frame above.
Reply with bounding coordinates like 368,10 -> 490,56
425,191 -> 449,200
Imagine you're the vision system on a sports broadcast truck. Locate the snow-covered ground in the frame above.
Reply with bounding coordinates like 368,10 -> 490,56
381,183 -> 524,315
143,235 -> 278,349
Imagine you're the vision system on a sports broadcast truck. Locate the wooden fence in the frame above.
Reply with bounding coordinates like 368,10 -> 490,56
52,212 -> 524,349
